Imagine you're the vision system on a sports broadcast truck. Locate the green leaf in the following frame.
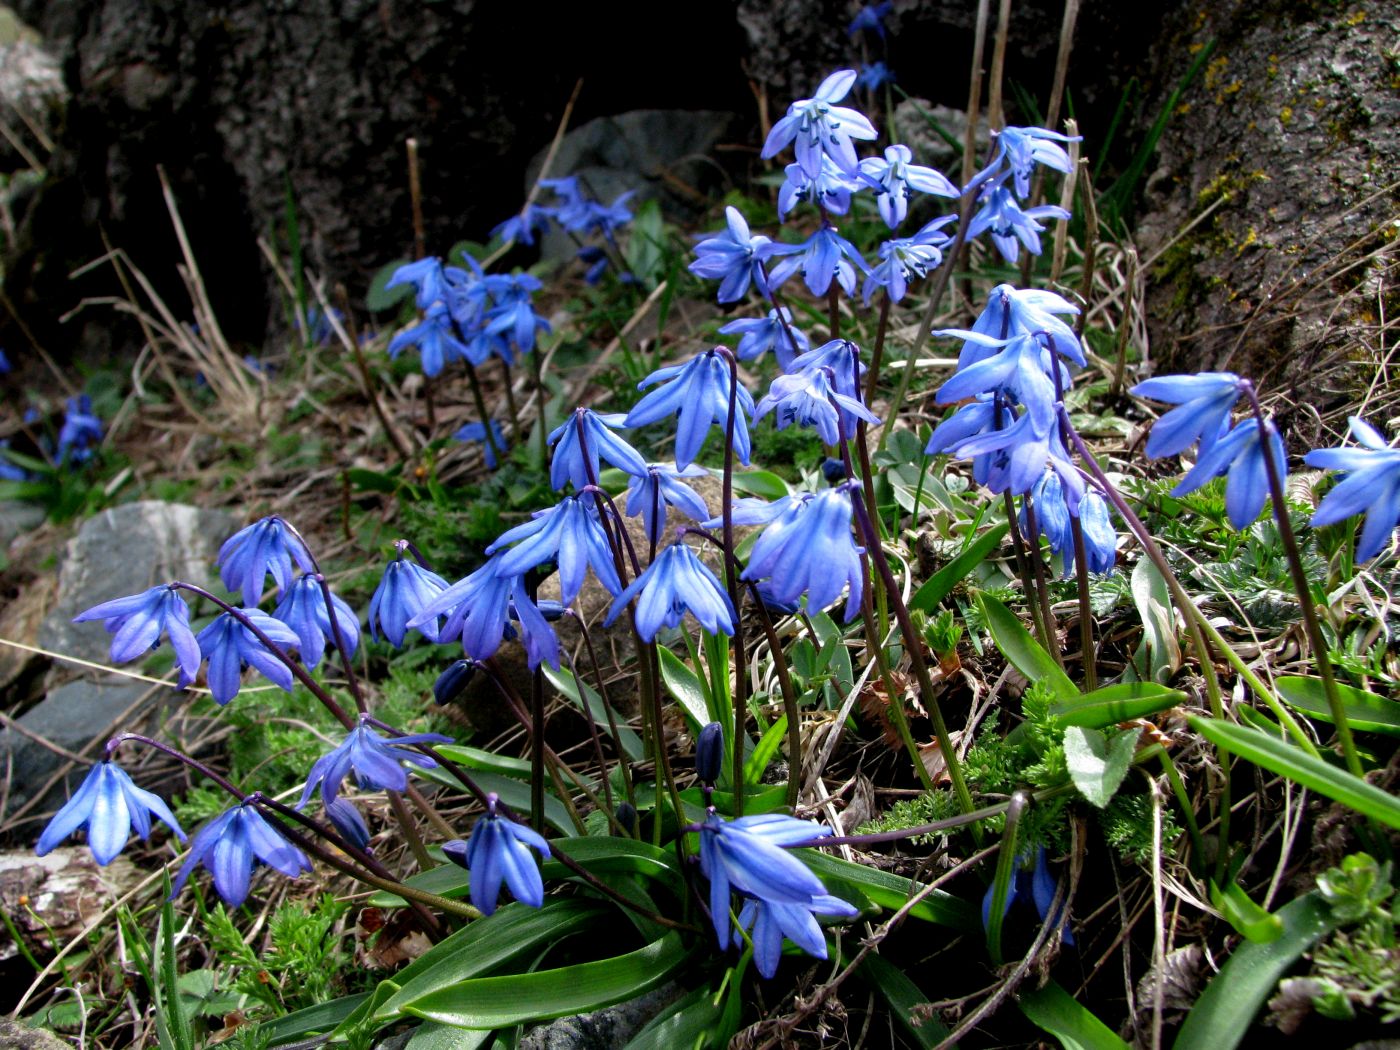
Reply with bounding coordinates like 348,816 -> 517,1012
1052,683 -> 1186,729
1277,676 -> 1400,737
414,765 -> 575,833
855,952 -> 950,1048
1020,978 -> 1130,1050
376,900 -> 606,1021
730,469 -> 790,500
366,258 -> 414,311
1173,892 -> 1334,1050
656,645 -> 714,734
346,466 -> 404,494
744,715 -> 787,784
543,836 -> 683,891
407,1022 -> 492,1050
1189,716 -> 1400,829
623,199 -> 667,289
403,933 -> 691,1029
1210,880 -> 1283,943
1130,557 -> 1181,684
800,852 -> 977,929
263,993 -> 370,1044
1064,726 -> 1138,808
910,523 -> 1009,613
624,983 -> 726,1050
975,591 -> 1076,699
544,664 -> 644,763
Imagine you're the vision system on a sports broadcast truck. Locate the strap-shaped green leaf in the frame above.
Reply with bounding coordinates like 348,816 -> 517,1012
975,591 -> 1077,699
1277,676 -> 1400,737
1052,682 -> 1186,729
1189,716 -> 1400,828
1020,978 -> 1130,1050
910,523 -> 1010,612
402,932 -> 691,1028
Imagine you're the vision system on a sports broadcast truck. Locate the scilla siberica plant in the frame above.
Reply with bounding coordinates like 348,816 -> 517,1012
39,54 -> 1395,1047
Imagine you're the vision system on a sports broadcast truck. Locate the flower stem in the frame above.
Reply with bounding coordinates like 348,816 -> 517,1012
109,733 -> 246,802
849,488 -> 978,824
464,361 -> 503,467
1241,384 -> 1362,777
718,349 -> 750,816
1020,497 -> 1064,670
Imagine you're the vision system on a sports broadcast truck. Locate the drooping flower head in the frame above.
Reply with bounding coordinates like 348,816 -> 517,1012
767,225 -> 868,299
761,69 -> 879,177
754,367 -> 880,447
862,216 -> 956,304
625,349 -> 755,471
605,541 -> 736,642
57,395 -> 103,464
855,62 -> 896,92
741,486 -> 865,621
72,584 -> 201,682
1130,372 -> 1243,459
778,157 -> 864,221
299,718 -> 452,810
484,274 -> 551,356
453,419 -> 509,470
272,574 -> 360,669
689,206 -> 782,303
368,543 -> 450,646
486,495 -> 623,604
967,173 -> 1071,264
410,552 -> 561,670
983,125 -> 1080,199
388,303 -> 470,377
720,308 -> 810,372
1020,470 -> 1116,577
171,803 -> 312,907
982,847 -> 1075,946
738,893 -> 861,978
847,1 -> 892,37
217,516 -> 317,606
1172,416 -> 1287,530
442,793 -> 551,916
1305,416 -> 1400,562
196,608 -> 302,704
625,463 -> 711,547
386,257 -> 450,310
491,203 -> 556,246
858,144 -> 958,229
37,761 -> 185,865
548,408 -> 648,492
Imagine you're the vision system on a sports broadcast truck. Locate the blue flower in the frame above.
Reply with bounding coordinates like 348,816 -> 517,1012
1173,417 -> 1287,530
196,608 -> 302,704
737,893 -> 860,978
777,157 -> 863,222
689,207 -> 781,303
324,796 -> 371,851
0,440 -> 27,481
701,493 -> 807,530
937,332 -> 1058,438
967,174 -> 1071,264
576,245 -> 610,285
625,350 -> 754,470
548,408 -> 648,491
788,339 -> 866,408
0,347 -> 10,373
272,574 -> 360,669
484,276 -> 551,355
369,545 -> 450,646
982,125 -> 1079,199
605,541 -> 735,642
1130,372 -> 1243,459
847,1 -> 892,37
982,847 -> 1074,946
1020,470 -> 1115,577
754,367 -> 880,446
299,720 -> 452,809
947,405 -> 1078,498
858,144 -> 958,229
218,516 -> 317,605
625,463 -> 711,547
762,69 -> 879,177
411,553 -> 561,670
571,192 -> 635,239
453,419 -> 509,469
491,203 -> 556,246
768,225 -> 868,298
171,803 -> 311,907
442,793 -> 551,916
57,395 -> 103,464
697,811 -> 832,949
720,308 -> 810,372
742,487 -> 865,621
1305,416 -> 1400,562
72,584 -> 201,681
950,285 -> 1084,372
487,495 -> 623,603
37,762 -> 185,865
854,62 -> 896,91
862,217 -> 956,304
387,257 -> 451,310
390,305 -> 472,379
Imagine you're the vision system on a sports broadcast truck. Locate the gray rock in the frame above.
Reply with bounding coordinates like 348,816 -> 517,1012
38,500 -> 238,666
1136,0 -> 1400,438
890,99 -> 990,172
0,1018 -> 72,1050
0,501 -> 45,554
518,983 -> 680,1050
528,109 -> 738,264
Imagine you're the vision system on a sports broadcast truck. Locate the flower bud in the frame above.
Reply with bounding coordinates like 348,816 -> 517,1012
432,659 -> 477,705
696,722 -> 725,784
614,801 -> 638,836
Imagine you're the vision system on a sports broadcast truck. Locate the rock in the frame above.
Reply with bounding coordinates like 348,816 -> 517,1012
0,1018 -> 72,1050
0,574 -> 55,702
1136,0 -> 1400,441
890,99 -> 990,172
0,502 -> 45,554
518,983 -> 680,1050
38,500 -> 238,667
528,109 -> 738,264
0,6 -> 65,174
0,846 -> 141,960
